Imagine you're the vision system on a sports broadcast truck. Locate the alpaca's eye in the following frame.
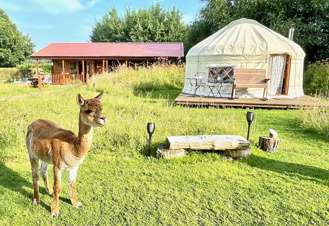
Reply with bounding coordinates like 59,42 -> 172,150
85,110 -> 92,114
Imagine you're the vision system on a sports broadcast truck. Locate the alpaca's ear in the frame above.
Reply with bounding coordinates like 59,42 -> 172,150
94,91 -> 103,100
77,94 -> 85,106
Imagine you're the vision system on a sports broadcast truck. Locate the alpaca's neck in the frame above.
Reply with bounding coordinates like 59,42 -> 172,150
76,116 -> 93,157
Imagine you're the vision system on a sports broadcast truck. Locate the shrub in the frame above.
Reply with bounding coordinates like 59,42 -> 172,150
304,61 -> 329,96
16,61 -> 34,79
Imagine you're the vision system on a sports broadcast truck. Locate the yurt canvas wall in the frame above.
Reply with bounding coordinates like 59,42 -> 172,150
183,18 -> 305,98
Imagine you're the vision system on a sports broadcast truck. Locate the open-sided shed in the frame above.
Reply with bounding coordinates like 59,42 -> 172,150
31,42 -> 184,85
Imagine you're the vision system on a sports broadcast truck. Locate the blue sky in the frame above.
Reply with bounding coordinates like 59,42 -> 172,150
0,0 -> 204,51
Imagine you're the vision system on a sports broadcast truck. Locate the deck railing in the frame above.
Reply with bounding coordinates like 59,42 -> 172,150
52,73 -> 73,85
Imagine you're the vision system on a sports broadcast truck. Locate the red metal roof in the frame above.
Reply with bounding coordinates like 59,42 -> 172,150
31,42 -> 184,59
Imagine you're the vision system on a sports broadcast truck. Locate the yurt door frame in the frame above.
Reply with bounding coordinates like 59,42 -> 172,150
268,54 -> 291,95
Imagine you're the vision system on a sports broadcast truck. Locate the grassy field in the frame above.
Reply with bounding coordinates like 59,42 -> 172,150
0,66 -> 328,225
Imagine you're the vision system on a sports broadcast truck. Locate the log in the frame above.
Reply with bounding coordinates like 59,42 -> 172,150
167,135 -> 250,151
258,136 -> 279,152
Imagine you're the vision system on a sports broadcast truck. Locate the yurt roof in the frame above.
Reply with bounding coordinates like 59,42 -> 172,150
187,18 -> 305,58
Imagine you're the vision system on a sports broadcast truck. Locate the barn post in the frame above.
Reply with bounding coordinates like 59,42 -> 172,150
36,58 -> 42,88
105,59 -> 108,73
62,59 -> 65,84
102,59 -> 105,73
82,60 -> 85,83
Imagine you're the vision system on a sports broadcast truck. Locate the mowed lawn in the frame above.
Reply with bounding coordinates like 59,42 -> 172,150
0,66 -> 328,226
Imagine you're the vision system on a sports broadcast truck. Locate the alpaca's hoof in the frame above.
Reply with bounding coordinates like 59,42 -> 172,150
51,209 -> 60,217
74,201 -> 82,208
32,198 -> 39,205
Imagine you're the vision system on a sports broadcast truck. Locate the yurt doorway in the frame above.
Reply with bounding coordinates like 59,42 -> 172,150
268,54 -> 290,96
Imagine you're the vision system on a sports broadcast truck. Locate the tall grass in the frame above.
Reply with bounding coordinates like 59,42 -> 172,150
300,104 -> 329,136
0,67 -> 19,81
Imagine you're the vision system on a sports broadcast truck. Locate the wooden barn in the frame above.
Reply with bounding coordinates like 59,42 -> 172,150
31,42 -> 184,85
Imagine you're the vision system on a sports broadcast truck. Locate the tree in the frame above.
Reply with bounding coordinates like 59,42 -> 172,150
91,9 -> 125,42
186,0 -> 329,62
0,9 -> 33,67
90,4 -> 187,43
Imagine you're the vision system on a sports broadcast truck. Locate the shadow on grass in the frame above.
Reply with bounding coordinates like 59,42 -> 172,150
0,162 -> 72,212
133,82 -> 181,100
0,162 -> 50,211
245,155 -> 329,186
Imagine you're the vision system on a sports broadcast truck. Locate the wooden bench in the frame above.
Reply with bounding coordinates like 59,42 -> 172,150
231,69 -> 270,99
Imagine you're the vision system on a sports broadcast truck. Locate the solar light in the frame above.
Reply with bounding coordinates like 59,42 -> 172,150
246,111 -> 254,140
147,122 -> 155,155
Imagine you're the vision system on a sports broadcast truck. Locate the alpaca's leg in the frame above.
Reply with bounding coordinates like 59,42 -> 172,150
68,166 -> 82,208
40,161 -> 52,195
51,166 -> 62,217
30,159 -> 40,205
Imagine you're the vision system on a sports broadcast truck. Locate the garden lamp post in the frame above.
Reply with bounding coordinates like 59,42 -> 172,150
246,111 -> 254,140
147,122 -> 155,155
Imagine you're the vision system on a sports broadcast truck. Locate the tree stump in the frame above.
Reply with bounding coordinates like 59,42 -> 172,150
258,136 -> 279,152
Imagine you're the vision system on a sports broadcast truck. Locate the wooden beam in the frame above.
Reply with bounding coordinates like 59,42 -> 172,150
82,60 -> 85,83
36,59 -> 39,75
62,59 -> 65,74
86,63 -> 89,83
102,59 -> 105,73
283,55 -> 291,95
105,60 -> 108,73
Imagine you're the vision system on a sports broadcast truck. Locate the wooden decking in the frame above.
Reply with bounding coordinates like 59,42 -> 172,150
175,94 -> 325,109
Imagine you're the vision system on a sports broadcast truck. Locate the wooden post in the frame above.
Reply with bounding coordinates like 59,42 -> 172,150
105,60 -> 108,73
62,59 -> 65,74
36,59 -> 42,88
82,60 -> 85,83
61,59 -> 65,84
102,59 -> 105,73
86,63 -> 89,83
125,60 -> 128,67
283,55 -> 291,95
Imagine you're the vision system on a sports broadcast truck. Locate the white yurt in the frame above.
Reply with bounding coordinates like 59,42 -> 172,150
183,18 -> 305,98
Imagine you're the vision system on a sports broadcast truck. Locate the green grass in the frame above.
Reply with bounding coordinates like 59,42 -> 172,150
0,65 -> 328,225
